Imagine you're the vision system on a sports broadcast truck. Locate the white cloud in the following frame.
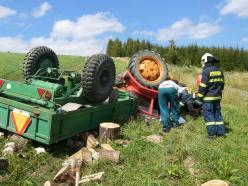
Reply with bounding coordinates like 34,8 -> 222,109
30,37 -> 105,56
132,30 -> 155,36
157,18 -> 221,41
220,0 -> 248,18
241,37 -> 248,43
0,5 -> 16,18
0,12 -> 125,56
32,2 -> 52,18
0,37 -> 28,52
51,12 -> 124,39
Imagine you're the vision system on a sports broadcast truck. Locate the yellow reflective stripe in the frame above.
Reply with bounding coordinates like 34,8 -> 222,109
200,83 -> 207,88
210,71 -> 222,76
203,96 -> 221,101
216,121 -> 224,125
209,78 -> 224,83
198,93 -> 203,97
206,122 -> 215,126
205,121 -> 224,125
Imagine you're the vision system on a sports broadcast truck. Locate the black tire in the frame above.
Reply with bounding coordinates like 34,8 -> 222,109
128,50 -> 168,89
23,46 -> 59,79
82,54 -> 116,103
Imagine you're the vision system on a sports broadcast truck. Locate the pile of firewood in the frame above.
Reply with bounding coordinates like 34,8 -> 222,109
44,122 -> 121,186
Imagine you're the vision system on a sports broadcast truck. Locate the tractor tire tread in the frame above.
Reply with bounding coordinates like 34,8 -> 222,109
22,46 -> 59,79
82,54 -> 116,103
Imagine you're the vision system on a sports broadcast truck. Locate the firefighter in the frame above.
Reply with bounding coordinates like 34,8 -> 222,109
158,78 -> 186,132
198,53 -> 225,138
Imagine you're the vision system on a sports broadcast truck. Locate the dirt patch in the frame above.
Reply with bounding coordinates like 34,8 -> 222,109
183,156 -> 199,177
146,134 -> 163,144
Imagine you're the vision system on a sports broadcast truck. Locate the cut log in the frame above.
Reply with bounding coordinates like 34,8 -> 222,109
100,144 -> 114,151
81,133 -> 99,149
53,163 -> 78,184
43,180 -> 53,186
44,180 -> 66,186
201,179 -> 229,186
79,172 -> 105,184
99,122 -> 120,143
87,134 -> 99,148
75,171 -> 80,186
88,148 -> 99,161
99,149 -> 120,163
65,147 -> 92,166
53,165 -> 70,182
69,160 -> 82,173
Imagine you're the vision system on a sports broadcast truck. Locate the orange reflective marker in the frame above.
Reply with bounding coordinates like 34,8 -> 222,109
11,109 -> 31,135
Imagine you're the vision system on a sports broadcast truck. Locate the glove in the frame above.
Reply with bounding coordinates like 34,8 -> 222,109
195,97 -> 203,106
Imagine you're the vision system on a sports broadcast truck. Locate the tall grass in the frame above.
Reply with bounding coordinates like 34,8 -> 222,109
0,52 -> 247,185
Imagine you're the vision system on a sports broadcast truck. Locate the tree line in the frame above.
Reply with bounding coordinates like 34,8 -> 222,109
106,38 -> 248,71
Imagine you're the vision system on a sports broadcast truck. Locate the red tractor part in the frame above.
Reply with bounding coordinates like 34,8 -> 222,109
196,73 -> 202,88
123,71 -> 159,118
196,73 -> 202,97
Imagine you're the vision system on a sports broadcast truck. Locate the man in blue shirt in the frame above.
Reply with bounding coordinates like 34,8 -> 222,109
158,78 -> 186,132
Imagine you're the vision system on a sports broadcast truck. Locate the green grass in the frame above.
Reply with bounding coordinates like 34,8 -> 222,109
0,52 -> 247,185
0,52 -> 127,81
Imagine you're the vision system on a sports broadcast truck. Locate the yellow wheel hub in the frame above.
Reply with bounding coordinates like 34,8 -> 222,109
138,57 -> 162,81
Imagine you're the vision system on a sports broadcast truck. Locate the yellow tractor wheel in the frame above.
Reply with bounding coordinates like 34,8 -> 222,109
128,50 -> 168,89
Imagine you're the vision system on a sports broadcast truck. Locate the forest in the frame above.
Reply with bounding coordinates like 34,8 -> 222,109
106,38 -> 248,71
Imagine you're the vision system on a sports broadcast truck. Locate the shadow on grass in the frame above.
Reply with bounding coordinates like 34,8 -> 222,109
224,121 -> 232,133
30,140 -> 71,158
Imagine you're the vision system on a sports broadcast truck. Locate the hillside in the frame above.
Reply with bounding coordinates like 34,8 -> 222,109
0,52 -> 247,185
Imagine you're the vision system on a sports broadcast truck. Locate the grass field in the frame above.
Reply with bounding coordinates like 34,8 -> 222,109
0,52 -> 247,186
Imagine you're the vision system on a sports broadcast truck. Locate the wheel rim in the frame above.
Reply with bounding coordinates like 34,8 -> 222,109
39,59 -> 54,68
138,57 -> 163,82
100,70 -> 110,88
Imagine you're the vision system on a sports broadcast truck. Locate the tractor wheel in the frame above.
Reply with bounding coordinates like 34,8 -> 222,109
128,50 -> 168,89
23,46 -> 59,79
82,54 -> 116,103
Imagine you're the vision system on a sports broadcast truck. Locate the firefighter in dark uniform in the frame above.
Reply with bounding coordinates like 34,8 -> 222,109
198,53 -> 225,138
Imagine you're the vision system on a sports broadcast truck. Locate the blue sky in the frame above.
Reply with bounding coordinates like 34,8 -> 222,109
0,0 -> 247,55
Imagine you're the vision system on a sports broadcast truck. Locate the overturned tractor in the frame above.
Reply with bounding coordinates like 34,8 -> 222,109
0,46 -> 136,145
122,50 -> 201,118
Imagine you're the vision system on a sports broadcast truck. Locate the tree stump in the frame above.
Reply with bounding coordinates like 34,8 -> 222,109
99,122 -> 120,143
201,180 -> 229,186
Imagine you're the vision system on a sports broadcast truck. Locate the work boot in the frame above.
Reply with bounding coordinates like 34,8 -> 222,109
172,122 -> 179,128
217,134 -> 226,138
163,128 -> 171,133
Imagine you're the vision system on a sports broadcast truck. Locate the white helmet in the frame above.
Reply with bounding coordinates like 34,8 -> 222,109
201,53 -> 219,67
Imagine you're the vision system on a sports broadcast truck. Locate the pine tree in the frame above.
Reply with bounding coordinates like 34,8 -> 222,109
106,39 -> 114,56
166,40 -> 179,65
105,38 -> 248,71
111,39 -> 122,57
